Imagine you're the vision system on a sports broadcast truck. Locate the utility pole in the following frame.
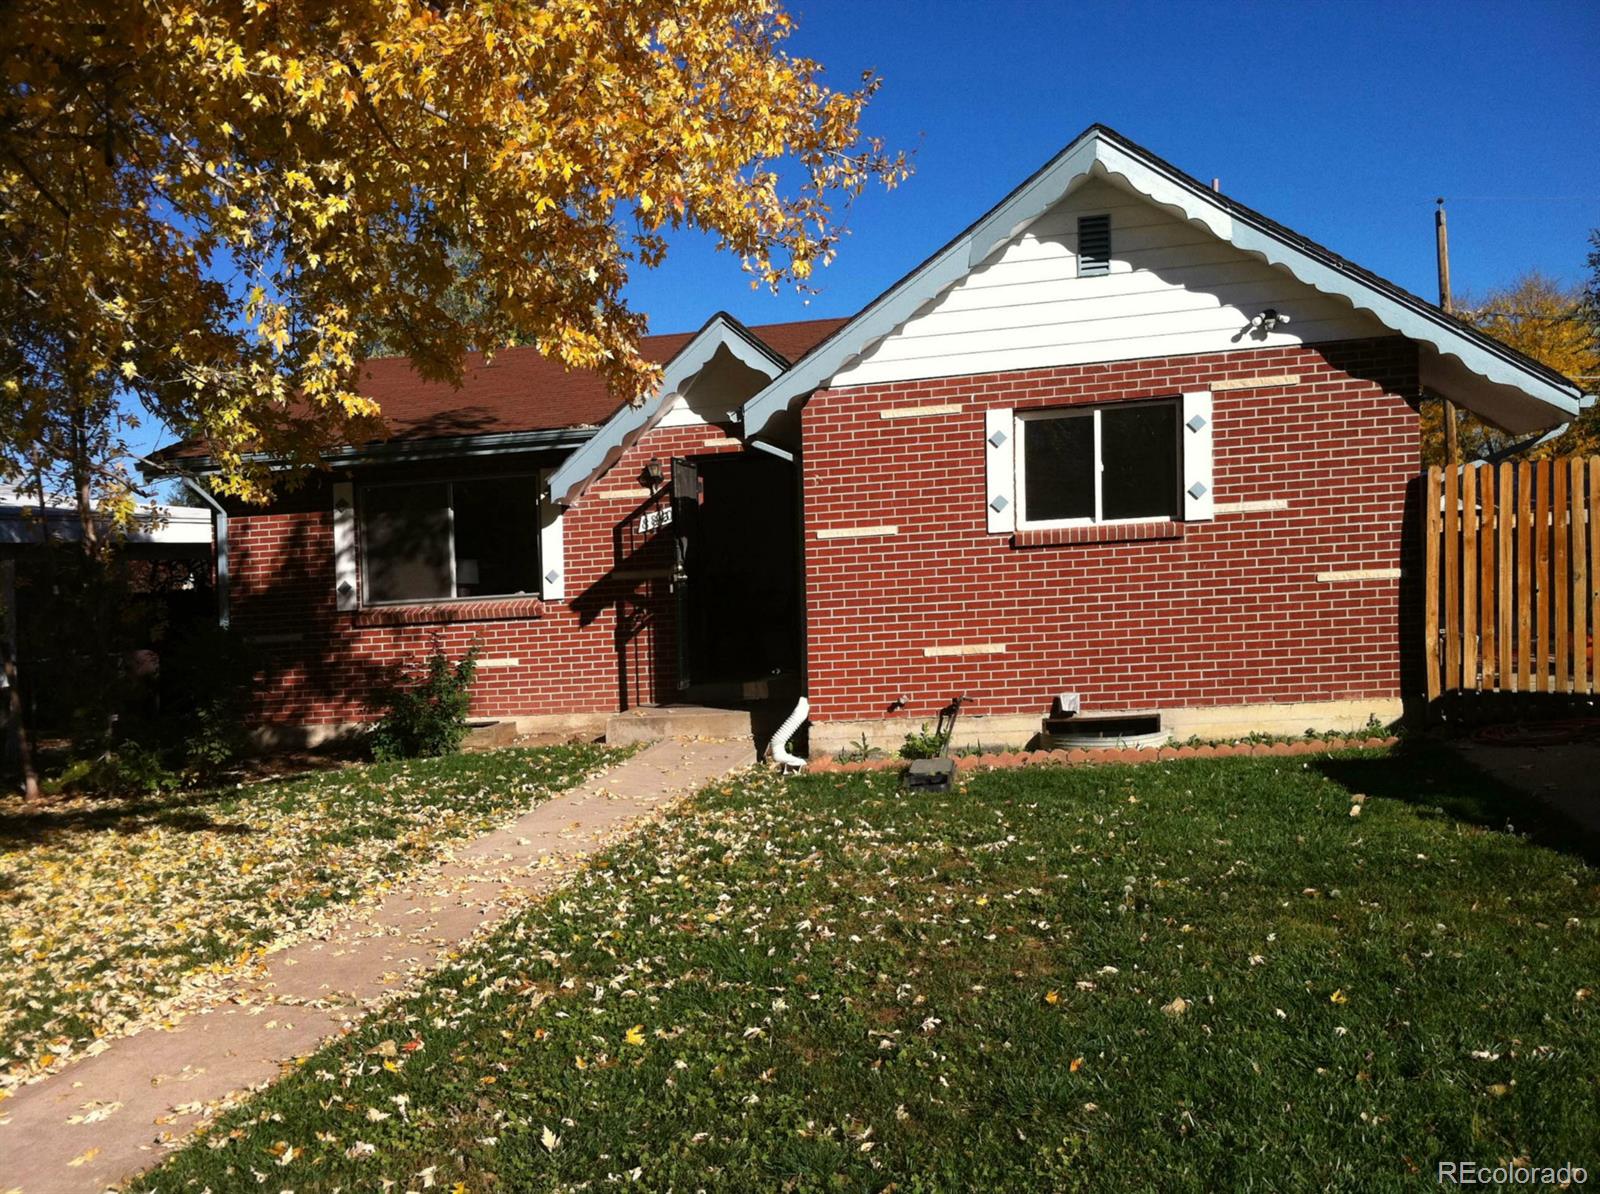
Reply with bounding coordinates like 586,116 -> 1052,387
1436,198 -> 1459,465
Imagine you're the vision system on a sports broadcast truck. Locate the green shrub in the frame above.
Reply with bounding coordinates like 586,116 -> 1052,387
45,741 -> 179,796
41,625 -> 258,795
370,642 -> 480,761
899,722 -> 947,760
159,622 -> 259,774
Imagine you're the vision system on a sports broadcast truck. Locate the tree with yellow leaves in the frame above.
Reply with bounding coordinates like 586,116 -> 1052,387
1,0 -> 907,533
1421,270 -> 1599,464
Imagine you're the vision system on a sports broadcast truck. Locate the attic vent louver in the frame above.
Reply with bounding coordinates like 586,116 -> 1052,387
1077,214 -> 1111,277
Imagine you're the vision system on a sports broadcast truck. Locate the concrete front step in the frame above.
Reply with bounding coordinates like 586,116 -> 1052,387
606,704 -> 758,746
463,718 -> 520,751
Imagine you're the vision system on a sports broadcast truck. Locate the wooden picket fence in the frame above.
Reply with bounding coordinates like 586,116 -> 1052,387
1424,458 -> 1600,700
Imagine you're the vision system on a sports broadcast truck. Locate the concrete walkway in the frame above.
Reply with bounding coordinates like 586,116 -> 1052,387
0,737 -> 755,1194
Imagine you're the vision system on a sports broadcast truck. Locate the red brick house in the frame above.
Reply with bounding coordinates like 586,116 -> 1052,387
178,126 -> 1582,754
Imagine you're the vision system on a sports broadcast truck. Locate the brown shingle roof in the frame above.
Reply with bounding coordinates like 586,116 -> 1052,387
351,315 -> 846,441
157,316 -> 846,462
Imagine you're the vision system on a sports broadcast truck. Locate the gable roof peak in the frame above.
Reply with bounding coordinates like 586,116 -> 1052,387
743,126 -> 1580,439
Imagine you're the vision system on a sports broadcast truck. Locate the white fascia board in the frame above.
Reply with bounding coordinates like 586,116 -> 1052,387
964,138 -> 1104,269
1228,224 -> 1577,423
743,126 -> 1580,438
1095,137 -> 1577,425
547,315 -> 786,506
743,130 -> 1208,438
966,141 -> 1232,272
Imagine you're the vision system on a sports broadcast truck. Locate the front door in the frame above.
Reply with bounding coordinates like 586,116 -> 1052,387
670,457 -> 702,691
670,453 -> 801,694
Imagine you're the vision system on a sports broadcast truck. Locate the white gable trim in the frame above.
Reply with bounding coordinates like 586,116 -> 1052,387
743,126 -> 1579,439
547,314 -> 787,507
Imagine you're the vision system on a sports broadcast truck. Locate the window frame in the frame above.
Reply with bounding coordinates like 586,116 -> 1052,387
1013,399 -> 1181,530
356,471 -> 543,607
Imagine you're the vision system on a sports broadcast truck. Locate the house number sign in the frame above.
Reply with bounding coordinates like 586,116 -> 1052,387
637,506 -> 673,534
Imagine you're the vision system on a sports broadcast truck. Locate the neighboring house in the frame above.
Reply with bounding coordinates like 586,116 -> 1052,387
0,485 -> 215,557
163,126 -> 1582,752
1,485 -> 217,728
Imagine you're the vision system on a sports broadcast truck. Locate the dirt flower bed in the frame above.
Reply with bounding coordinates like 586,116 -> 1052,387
0,744 -> 620,1092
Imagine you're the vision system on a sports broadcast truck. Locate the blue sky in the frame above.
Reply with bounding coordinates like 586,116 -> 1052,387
626,0 -> 1600,334
132,1 -> 1596,461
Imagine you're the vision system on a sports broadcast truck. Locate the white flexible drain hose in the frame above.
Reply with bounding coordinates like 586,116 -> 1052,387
769,695 -> 809,770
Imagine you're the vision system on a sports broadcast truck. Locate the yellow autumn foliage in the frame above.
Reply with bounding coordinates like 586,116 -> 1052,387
1422,271 -> 1599,464
1,1 -> 907,503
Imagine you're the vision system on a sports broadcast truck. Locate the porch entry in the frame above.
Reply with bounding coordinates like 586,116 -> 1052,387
670,452 -> 802,697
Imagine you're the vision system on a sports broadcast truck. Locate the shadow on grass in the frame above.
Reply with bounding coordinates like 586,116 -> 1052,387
1314,739 -> 1600,867
0,738 -> 375,849
0,788 -> 260,849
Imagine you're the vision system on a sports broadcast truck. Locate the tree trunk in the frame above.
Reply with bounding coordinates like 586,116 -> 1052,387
71,409 -> 99,558
1,561 -> 39,799
2,655 -> 40,800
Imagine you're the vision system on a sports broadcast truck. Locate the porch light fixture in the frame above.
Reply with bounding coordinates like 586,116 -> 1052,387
644,457 -> 664,487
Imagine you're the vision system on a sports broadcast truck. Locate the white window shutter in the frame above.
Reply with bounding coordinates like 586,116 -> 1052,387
985,407 -> 1016,533
539,474 -> 565,601
1181,390 -> 1214,522
332,481 -> 358,610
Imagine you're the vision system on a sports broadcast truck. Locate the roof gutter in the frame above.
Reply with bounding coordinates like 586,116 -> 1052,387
1484,394 -> 1596,463
152,425 -> 597,478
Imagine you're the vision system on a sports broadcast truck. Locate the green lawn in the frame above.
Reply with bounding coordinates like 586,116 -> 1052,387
0,744 -> 620,1091
143,745 -> 1599,1192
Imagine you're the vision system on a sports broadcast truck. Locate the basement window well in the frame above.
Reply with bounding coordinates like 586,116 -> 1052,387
1042,711 -> 1165,749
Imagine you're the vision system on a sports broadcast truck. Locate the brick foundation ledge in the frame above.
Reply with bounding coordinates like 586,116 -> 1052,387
806,699 -> 1403,757
807,736 -> 1401,774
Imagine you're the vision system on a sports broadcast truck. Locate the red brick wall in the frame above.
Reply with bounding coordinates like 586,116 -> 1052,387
231,337 -> 1421,733
799,338 -> 1421,725
227,423 -> 746,729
